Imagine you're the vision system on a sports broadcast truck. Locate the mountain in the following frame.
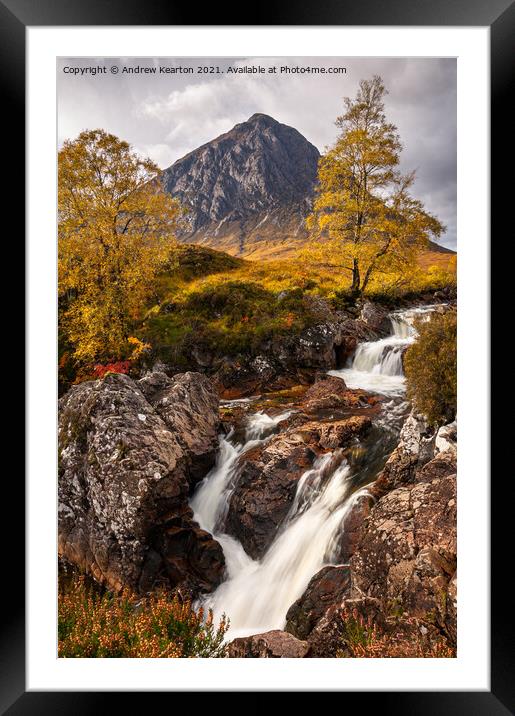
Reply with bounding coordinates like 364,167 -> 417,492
161,113 -> 320,258
161,113 -> 455,261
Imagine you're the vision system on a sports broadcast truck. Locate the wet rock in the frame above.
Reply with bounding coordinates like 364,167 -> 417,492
285,566 -> 351,640
297,447 -> 458,656
214,357 -> 301,399
294,416 -> 372,450
223,432 -> 318,559
300,375 -> 378,414
227,629 -> 310,658
213,312 -> 387,397
58,371 -> 225,595
358,301 -> 391,334
332,492 -> 375,563
224,416 -> 372,559
371,411 -> 436,498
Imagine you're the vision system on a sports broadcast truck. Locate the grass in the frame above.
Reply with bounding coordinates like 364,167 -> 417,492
60,242 -> 456,386
337,606 -> 455,658
137,244 -> 456,366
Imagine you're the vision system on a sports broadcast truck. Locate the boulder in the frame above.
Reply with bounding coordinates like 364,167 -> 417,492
224,415 -> 372,559
435,420 -> 457,457
285,566 -> 351,640
358,301 -> 391,334
293,416 -> 373,450
223,432 -> 318,560
227,630 -> 309,658
138,370 -> 221,486
371,411 -> 436,498
58,371 -> 225,596
300,374 -> 378,414
350,459 -> 457,632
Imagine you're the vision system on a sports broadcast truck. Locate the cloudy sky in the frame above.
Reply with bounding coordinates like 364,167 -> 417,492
57,57 -> 456,249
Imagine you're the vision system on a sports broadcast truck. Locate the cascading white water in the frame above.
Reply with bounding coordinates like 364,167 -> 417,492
197,450 -> 368,639
191,411 -> 291,535
190,305 -> 439,640
329,305 -> 436,396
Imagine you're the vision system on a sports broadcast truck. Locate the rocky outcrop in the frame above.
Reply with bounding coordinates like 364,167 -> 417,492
306,597 -> 385,658
213,314 -> 389,399
223,430 -> 316,560
332,492 -> 375,564
300,374 -> 380,414
435,420 -> 457,457
227,630 -> 310,658
58,371 -> 225,596
370,412 -> 437,498
224,415 -> 372,559
358,301 -> 391,334
280,416 -> 458,656
350,462 -> 457,636
285,566 -> 351,640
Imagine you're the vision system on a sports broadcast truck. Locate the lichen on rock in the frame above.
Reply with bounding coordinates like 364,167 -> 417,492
58,371 -> 225,597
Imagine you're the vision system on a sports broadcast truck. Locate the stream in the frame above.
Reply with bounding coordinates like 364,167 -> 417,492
190,305 -> 436,639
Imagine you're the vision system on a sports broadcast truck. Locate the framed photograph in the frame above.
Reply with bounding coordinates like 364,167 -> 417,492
4,0 -> 507,709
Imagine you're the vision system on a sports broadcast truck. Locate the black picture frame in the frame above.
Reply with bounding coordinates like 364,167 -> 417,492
3,0 -> 507,710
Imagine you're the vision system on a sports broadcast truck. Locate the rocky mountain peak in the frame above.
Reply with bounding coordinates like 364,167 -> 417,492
161,114 -> 321,255
244,112 -> 279,126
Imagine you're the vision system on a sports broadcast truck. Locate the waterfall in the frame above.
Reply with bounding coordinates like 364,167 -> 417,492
191,411 -> 291,534
196,449 -> 368,640
329,304 -> 436,396
190,305 -> 438,640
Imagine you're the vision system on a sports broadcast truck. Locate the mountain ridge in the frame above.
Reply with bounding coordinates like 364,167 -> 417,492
161,113 -> 455,260
161,113 -> 320,257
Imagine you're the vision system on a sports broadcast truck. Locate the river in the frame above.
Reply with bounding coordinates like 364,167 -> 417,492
190,305 -> 436,639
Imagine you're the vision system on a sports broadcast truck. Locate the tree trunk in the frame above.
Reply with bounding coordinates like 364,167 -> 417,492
351,259 -> 361,297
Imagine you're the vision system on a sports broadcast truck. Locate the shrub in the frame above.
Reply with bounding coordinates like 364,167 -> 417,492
58,574 -> 228,658
404,309 -> 457,426
92,361 -> 131,379
337,607 -> 455,658
141,277 -> 321,365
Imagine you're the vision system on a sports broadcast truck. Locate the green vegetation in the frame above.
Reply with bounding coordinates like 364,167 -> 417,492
141,271 -> 324,367
404,309 -> 457,426
140,244 -> 455,365
59,240 -> 456,389
57,120 -> 456,389
58,573 -> 228,658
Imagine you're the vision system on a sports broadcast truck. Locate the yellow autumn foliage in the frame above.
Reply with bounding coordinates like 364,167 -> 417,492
307,76 -> 444,296
58,129 -> 183,363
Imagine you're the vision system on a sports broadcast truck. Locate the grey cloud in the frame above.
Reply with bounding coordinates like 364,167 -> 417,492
57,57 -> 456,248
